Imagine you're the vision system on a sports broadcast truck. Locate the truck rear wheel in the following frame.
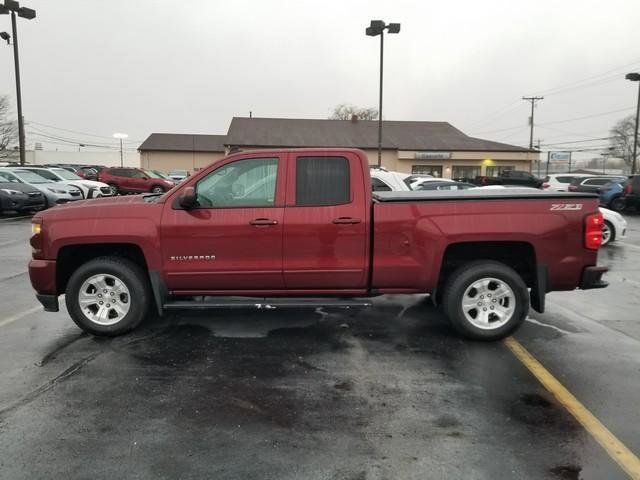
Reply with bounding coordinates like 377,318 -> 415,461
442,261 -> 529,341
65,256 -> 151,336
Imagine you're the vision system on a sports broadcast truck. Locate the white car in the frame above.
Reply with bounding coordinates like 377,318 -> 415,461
542,174 -> 593,192
370,168 -> 411,191
600,207 -> 626,246
16,167 -> 112,199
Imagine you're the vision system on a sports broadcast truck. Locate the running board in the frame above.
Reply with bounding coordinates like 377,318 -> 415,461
163,297 -> 373,310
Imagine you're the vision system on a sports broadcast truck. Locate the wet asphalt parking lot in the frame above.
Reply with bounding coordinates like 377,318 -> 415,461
0,213 -> 639,480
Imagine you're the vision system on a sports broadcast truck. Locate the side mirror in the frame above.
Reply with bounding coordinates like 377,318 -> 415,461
179,186 -> 197,209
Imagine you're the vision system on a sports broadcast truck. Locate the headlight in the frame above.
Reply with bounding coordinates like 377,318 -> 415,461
32,220 -> 42,235
47,187 -> 67,194
0,188 -> 22,195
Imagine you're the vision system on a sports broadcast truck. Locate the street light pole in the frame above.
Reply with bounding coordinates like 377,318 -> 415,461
626,73 -> 640,175
1,1 -> 36,165
10,10 -> 24,165
378,31 -> 383,169
366,20 -> 400,168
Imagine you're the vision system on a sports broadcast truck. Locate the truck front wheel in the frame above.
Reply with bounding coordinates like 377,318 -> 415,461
65,257 -> 151,336
442,261 -> 529,341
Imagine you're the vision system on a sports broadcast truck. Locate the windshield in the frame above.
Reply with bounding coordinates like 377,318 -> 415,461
0,171 -> 21,183
9,170 -> 53,184
144,169 -> 164,179
52,168 -> 82,180
170,170 -> 188,176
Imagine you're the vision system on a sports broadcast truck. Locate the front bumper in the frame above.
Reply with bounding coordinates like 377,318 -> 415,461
580,266 -> 609,289
36,294 -> 59,312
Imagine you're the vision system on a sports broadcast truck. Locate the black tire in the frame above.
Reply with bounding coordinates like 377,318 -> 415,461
601,220 -> 615,246
608,197 -> 625,212
442,260 -> 529,341
108,183 -> 119,195
65,256 -> 151,336
150,185 -> 165,194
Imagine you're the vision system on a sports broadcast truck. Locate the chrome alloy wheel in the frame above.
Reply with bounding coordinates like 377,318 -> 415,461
78,274 -> 131,326
461,277 -> 516,330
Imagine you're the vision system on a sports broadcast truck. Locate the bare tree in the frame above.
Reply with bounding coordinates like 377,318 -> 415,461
609,115 -> 636,166
330,103 -> 379,121
0,95 -> 18,157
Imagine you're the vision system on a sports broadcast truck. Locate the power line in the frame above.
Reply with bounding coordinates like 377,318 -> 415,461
27,120 -> 142,143
540,136 -> 614,147
534,58 -> 640,96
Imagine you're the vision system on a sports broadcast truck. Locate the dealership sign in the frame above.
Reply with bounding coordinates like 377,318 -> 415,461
415,152 -> 451,160
549,151 -> 571,163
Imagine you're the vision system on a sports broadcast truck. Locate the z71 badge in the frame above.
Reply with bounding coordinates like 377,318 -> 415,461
550,204 -> 583,211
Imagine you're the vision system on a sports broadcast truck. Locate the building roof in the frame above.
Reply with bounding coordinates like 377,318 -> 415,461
225,117 -> 531,152
139,133 -> 226,153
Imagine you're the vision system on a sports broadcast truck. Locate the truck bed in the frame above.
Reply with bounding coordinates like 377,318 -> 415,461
372,189 -> 597,202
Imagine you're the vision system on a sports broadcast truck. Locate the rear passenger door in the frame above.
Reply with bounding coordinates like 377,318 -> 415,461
283,152 -> 369,290
580,178 -> 610,193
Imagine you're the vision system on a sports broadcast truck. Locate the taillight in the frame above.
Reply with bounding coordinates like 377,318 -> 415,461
584,213 -> 603,250
625,184 -> 633,194
568,185 -> 577,191
542,183 -> 550,189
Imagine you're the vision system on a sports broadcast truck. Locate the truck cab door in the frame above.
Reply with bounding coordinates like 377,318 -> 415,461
160,154 -> 286,291
282,152 -> 369,291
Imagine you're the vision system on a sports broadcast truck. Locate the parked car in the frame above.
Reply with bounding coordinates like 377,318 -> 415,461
98,167 -> 176,194
598,181 -> 626,211
16,167 -> 113,199
168,169 -> 190,182
568,175 -> 627,194
474,170 -> 543,188
620,176 -> 640,211
29,148 -> 607,341
0,171 -> 46,214
542,174 -> 593,192
370,169 -> 411,191
410,177 -> 457,190
600,207 -> 626,246
0,168 -> 83,207
414,181 -> 475,191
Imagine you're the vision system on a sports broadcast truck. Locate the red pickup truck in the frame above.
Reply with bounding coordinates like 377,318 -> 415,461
28,148 -> 607,340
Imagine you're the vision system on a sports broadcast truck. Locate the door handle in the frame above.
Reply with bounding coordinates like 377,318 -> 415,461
332,217 -> 361,225
250,218 -> 278,226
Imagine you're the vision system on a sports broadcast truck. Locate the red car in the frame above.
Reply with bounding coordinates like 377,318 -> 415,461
29,148 -> 607,340
98,167 -> 175,195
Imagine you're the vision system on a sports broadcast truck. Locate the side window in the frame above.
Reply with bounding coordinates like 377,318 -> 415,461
585,179 -> 608,185
296,156 -> 350,206
130,170 -> 147,179
33,170 -> 58,181
109,169 -> 125,177
371,177 -> 392,192
196,157 -> 278,208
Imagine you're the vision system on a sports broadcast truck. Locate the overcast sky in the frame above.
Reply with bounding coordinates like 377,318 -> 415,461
1,0 -> 638,160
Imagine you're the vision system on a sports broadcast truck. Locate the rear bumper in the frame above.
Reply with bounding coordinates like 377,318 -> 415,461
580,266 -> 608,289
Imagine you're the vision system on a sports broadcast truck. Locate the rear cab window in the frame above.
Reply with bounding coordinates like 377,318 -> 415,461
295,156 -> 350,206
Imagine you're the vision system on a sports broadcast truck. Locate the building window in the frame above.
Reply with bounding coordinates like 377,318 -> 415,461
296,156 -> 350,206
412,165 -> 443,177
452,166 -> 481,182
486,166 -> 515,176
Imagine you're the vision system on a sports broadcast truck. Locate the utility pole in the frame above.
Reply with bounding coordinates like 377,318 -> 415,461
535,139 -> 541,176
522,96 -> 544,150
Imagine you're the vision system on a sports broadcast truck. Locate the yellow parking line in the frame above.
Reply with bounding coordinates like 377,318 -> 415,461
504,337 -> 640,479
0,305 -> 42,328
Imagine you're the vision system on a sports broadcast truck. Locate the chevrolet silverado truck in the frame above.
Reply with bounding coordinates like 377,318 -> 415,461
28,148 -> 608,340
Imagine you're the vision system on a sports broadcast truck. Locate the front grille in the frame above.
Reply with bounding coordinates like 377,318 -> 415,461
28,192 -> 42,198
100,186 -> 112,195
69,191 -> 81,197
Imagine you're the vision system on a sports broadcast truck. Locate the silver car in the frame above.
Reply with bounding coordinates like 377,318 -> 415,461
0,168 -> 83,207
15,167 -> 112,199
